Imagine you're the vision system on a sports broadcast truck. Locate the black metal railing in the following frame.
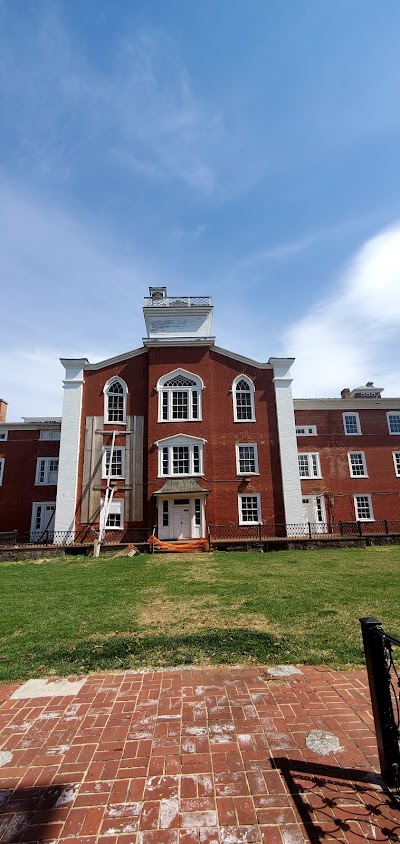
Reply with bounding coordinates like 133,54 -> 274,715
2,520 -> 400,550
360,617 -> 400,790
208,520 -> 400,542
0,528 -> 154,548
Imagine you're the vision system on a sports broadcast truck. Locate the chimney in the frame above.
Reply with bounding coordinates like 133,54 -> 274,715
0,399 -> 8,422
341,388 -> 350,399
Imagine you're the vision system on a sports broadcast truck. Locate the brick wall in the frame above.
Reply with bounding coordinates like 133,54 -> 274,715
0,430 -> 60,533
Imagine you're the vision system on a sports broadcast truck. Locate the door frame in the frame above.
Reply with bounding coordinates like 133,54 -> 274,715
158,495 -> 206,540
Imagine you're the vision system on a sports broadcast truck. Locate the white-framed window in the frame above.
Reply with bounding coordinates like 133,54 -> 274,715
343,412 -> 361,435
235,443 -> 259,475
100,498 -> 124,530
157,369 -> 203,422
39,430 -> 61,441
238,493 -> 261,525
0,457 -> 4,484
102,446 -> 125,479
354,494 -> 374,521
232,375 -> 256,422
35,458 -> 59,485
0,430 -> 8,441
103,377 -> 128,425
296,425 -> 317,436
393,452 -> 400,477
348,451 -> 368,478
157,434 -> 205,477
298,453 -> 321,478
387,412 -> 400,435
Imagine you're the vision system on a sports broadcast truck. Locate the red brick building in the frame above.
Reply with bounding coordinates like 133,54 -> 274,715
1,289 -> 400,541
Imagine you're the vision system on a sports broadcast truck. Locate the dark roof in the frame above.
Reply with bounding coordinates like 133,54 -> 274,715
153,478 -> 210,495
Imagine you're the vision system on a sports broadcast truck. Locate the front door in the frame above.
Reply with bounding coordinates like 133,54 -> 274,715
172,500 -> 191,539
302,496 -> 327,533
31,502 -> 56,541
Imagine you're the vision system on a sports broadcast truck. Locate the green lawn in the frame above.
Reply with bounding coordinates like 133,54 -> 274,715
1,546 -> 399,682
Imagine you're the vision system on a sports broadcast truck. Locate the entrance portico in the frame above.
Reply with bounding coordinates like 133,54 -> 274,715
154,479 -> 209,540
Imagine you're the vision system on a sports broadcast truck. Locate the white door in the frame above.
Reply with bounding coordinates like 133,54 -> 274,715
31,502 -> 56,541
302,496 -> 327,534
172,501 -> 191,538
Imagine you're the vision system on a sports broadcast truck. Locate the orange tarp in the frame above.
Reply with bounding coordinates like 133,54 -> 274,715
148,535 -> 208,553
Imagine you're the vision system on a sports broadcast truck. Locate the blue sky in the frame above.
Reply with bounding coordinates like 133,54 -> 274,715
2,0 -> 400,420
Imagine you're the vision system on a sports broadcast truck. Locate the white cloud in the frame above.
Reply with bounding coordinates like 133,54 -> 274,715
284,224 -> 400,396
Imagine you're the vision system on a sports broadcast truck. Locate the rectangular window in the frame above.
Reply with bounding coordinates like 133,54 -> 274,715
101,498 -> 124,529
236,443 -> 259,474
194,499 -> 201,526
160,440 -> 204,476
239,494 -> 261,525
393,452 -> 400,477
173,446 -> 190,474
298,453 -> 321,478
35,458 -> 59,485
162,392 -> 168,421
0,430 -> 8,441
0,458 -> 4,485
39,430 -> 61,441
343,412 -> 361,435
296,425 -> 317,436
354,494 -> 374,521
387,412 -> 400,434
348,452 -> 367,477
162,500 -> 169,527
172,390 -> 189,419
162,447 -> 169,475
102,447 -> 125,479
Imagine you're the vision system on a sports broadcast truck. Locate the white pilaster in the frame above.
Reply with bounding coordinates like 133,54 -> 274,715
269,357 -> 303,526
54,359 -> 87,538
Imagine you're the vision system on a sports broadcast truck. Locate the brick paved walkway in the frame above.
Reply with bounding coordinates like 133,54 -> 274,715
1,665 -> 400,843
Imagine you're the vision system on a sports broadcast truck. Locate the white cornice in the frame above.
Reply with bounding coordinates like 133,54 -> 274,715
294,398 -> 400,410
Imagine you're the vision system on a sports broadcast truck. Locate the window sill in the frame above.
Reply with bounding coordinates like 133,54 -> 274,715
234,419 -> 256,424
350,475 -> 369,479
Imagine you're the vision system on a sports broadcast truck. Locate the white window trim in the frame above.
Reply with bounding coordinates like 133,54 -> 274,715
0,457 -> 4,485
232,374 -> 256,423
298,452 -> 322,479
348,451 -> 368,478
0,430 -> 8,441
102,446 -> 126,479
156,434 -> 206,478
238,493 -> 262,525
235,443 -> 259,475
354,494 -> 374,522
343,412 -> 361,435
39,430 -> 61,441
100,497 -> 124,530
35,457 -> 59,485
393,451 -> 400,477
103,377 -> 128,426
296,425 -> 317,436
157,368 -> 204,423
387,411 -> 400,435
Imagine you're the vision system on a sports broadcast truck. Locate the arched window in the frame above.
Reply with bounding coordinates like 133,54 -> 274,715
157,369 -> 203,422
233,375 -> 256,422
104,377 -> 128,424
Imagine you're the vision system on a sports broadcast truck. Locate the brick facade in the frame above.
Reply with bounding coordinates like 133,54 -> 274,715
1,292 -> 400,539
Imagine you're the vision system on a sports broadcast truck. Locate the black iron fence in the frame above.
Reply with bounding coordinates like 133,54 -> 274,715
2,520 -> 400,549
208,520 -> 400,542
360,617 -> 400,790
0,527 -> 153,548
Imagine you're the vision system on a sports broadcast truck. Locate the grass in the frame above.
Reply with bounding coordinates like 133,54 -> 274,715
0,546 -> 400,681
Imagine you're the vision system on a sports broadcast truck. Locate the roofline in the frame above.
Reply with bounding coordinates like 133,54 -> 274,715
213,346 -> 273,369
294,397 -> 400,410
61,347 -> 148,371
